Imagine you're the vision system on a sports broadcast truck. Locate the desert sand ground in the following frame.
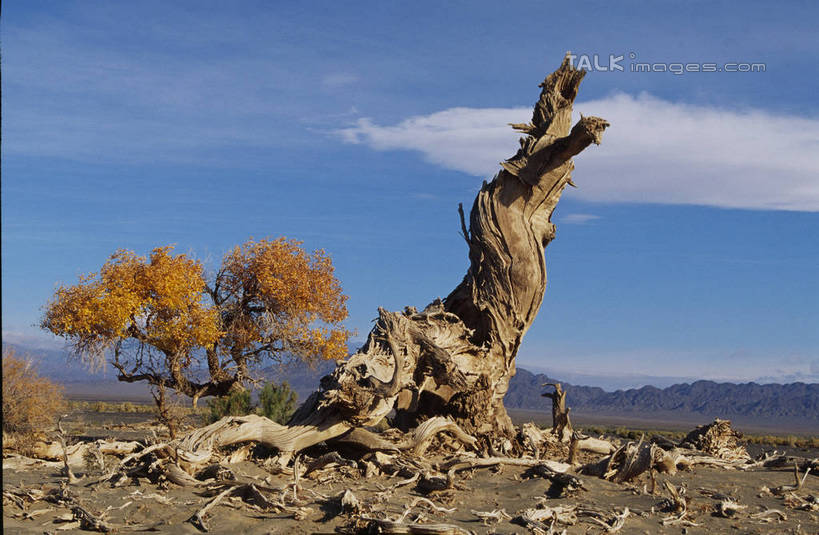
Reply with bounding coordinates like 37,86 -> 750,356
3,411 -> 817,534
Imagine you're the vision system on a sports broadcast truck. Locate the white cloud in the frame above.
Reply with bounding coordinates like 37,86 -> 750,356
560,213 -> 600,224
338,94 -> 819,211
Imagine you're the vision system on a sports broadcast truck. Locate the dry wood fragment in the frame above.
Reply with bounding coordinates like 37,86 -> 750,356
303,451 -> 357,478
3,489 -> 27,509
659,480 -> 699,527
471,508 -> 511,525
513,505 -> 578,532
292,454 -> 301,501
771,462 -> 811,495
359,517 -> 471,534
340,489 -> 360,514
2,453 -> 65,470
399,497 -> 456,520
715,499 -> 747,517
194,463 -> 236,482
440,455 -> 571,474
752,454 -> 819,473
398,417 -> 477,456
750,509 -> 788,522
782,492 -> 819,511
524,464 -> 585,498
165,462 -> 203,487
586,507 -> 630,533
129,490 -> 172,505
71,503 -> 113,532
187,485 -> 234,532
57,417 -> 81,484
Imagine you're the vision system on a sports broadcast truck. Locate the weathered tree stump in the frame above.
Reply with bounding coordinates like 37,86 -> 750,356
187,54 -> 608,453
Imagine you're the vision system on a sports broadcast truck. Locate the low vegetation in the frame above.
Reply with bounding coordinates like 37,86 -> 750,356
207,389 -> 252,423
207,381 -> 297,424
257,381 -> 298,424
2,348 -> 66,451
66,400 -> 156,413
579,424 -> 819,449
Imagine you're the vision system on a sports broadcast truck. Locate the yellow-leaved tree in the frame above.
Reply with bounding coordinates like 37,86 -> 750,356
42,238 -> 349,433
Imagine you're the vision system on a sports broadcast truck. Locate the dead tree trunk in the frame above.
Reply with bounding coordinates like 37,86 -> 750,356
542,383 -> 572,440
185,54 -> 608,454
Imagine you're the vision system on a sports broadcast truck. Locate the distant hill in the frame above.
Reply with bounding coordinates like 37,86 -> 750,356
5,342 -> 818,424
506,368 -> 819,422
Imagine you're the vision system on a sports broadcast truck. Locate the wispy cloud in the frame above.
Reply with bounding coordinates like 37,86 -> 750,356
2,17 -> 356,166
338,94 -> 819,212
322,73 -> 358,89
560,213 -> 601,224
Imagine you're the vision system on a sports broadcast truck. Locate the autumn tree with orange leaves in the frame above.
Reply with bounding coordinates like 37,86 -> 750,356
42,238 -> 350,412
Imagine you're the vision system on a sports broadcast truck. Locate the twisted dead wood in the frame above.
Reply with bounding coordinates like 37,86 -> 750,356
173,54 -> 607,455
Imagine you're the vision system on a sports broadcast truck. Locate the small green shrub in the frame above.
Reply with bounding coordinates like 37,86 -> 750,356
204,382 -> 298,425
207,389 -> 252,423
257,381 -> 297,424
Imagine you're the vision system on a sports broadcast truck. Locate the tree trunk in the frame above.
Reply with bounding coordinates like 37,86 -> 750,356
185,54 -> 608,454
293,54 -> 606,434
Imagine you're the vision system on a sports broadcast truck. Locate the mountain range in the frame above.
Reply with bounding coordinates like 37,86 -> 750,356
506,368 -> 819,421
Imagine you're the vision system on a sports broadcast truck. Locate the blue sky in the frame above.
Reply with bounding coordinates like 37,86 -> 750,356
2,1 -> 818,389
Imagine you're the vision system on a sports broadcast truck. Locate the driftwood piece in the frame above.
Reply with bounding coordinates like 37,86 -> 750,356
715,499 -> 747,518
659,480 -> 697,526
470,508 -> 511,525
580,437 -> 689,482
586,507 -> 630,533
513,505 -> 578,532
25,437 -> 141,467
752,454 -> 819,474
57,418 -> 81,484
770,462 -> 812,495
303,451 -> 358,478
2,453 -> 65,470
187,485 -> 234,532
440,455 -> 571,474
399,417 -> 477,455
576,435 -> 616,455
176,413 -> 351,457
525,463 -> 585,498
750,509 -> 788,522
165,462 -> 205,487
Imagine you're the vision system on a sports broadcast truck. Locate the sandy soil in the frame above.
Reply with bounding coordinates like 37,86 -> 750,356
3,417 -> 818,534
